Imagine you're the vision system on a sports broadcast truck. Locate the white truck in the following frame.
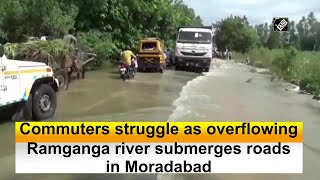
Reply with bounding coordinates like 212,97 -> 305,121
0,44 -> 59,121
174,26 -> 214,72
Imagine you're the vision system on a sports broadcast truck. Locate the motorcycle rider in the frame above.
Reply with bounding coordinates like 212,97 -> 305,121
120,46 -> 137,73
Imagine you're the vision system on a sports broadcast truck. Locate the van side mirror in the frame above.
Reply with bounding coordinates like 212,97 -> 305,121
0,45 -> 4,57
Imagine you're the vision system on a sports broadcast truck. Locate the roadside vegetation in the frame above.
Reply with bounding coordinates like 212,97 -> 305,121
0,0 -> 202,65
0,1 -> 318,96
214,13 -> 320,96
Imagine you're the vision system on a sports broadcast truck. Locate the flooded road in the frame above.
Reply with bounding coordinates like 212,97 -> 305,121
0,59 -> 320,180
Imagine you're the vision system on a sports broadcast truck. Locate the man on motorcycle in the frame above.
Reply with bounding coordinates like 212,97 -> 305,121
120,46 -> 137,72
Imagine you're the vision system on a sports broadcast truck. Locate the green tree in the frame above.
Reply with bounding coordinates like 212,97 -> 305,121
214,16 -> 258,53
266,22 -> 282,49
0,0 -> 78,43
288,21 -> 300,49
0,0 -> 202,53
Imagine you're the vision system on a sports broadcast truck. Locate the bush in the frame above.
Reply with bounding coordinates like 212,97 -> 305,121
234,47 -> 320,95
77,30 -> 119,67
4,40 -> 75,69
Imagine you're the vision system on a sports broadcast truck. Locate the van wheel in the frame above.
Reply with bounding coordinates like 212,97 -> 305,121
32,84 -> 57,121
54,69 -> 68,91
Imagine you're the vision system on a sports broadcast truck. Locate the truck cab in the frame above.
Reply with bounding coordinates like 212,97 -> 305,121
0,45 -> 59,121
174,26 -> 214,72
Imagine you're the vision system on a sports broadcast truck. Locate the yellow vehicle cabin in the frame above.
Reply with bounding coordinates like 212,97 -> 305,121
137,38 -> 166,73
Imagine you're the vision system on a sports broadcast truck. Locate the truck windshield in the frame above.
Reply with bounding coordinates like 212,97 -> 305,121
177,31 -> 212,44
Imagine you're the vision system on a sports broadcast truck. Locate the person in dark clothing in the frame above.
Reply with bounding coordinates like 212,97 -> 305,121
165,49 -> 173,66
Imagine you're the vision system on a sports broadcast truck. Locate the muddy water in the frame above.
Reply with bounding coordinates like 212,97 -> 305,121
0,66 -> 197,180
52,68 -> 196,121
0,60 -> 320,180
162,60 -> 320,180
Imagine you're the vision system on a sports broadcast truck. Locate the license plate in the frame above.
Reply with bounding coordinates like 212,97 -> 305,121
190,62 -> 194,66
186,63 -> 189,66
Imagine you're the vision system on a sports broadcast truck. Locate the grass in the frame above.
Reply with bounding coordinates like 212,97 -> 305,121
4,40 -> 75,70
233,47 -> 320,95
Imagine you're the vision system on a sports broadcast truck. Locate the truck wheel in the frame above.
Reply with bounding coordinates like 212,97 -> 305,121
32,84 -> 57,121
195,68 -> 202,73
54,69 -> 68,91
204,68 -> 209,72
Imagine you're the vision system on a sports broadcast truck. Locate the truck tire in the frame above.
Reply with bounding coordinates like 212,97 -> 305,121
195,68 -> 202,73
54,69 -> 68,91
204,68 -> 209,72
32,84 -> 57,121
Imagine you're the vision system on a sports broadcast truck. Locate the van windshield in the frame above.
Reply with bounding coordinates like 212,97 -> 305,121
177,31 -> 212,44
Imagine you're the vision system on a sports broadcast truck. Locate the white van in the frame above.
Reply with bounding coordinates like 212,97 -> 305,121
0,44 -> 59,121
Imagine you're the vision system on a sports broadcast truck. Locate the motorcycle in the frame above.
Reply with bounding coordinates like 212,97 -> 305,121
119,61 -> 135,81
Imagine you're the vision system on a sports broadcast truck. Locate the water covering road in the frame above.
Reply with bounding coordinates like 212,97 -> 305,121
0,59 -> 319,180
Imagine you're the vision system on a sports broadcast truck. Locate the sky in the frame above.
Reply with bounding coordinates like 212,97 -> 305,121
183,0 -> 320,25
